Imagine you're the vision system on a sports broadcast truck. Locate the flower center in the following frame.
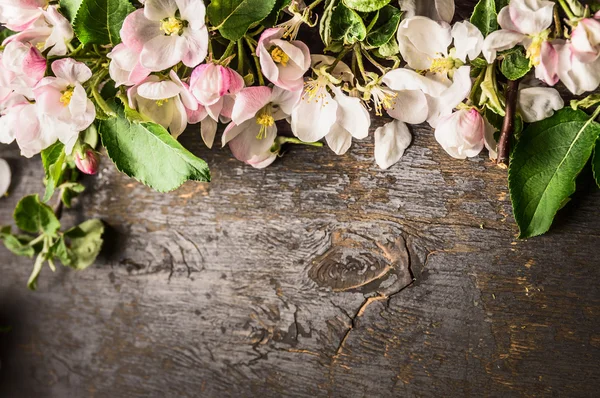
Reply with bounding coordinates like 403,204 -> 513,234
255,107 -> 275,139
156,98 -> 170,106
60,86 -> 74,106
429,56 -> 463,74
526,30 -> 550,66
370,86 -> 397,116
270,47 -> 290,67
161,17 -> 184,36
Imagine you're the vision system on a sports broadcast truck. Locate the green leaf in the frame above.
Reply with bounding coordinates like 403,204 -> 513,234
41,141 -> 66,202
509,108 -> 600,238
73,0 -> 134,45
330,3 -> 367,45
571,94 -> 600,110
319,0 -> 336,46
365,5 -> 401,48
208,0 -> 277,41
342,0 -> 391,12
63,219 -> 104,270
14,195 -> 60,236
59,182 -> 86,208
59,0 -> 84,22
374,37 -> 399,57
500,47 -> 531,80
0,28 -> 16,42
98,103 -> 210,192
0,226 -> 35,258
470,0 -> 498,36
593,140 -> 600,188
262,0 -> 291,27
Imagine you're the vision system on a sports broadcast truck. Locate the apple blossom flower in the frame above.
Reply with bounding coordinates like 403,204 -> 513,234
121,0 -> 209,71
291,55 -> 370,155
257,28 -> 311,91
517,86 -> 564,122
74,146 -> 100,175
277,0 -> 312,40
128,70 -> 197,138
570,17 -> 600,64
434,108 -> 496,159
0,157 -> 10,197
188,62 -> 244,148
107,43 -> 151,87
33,58 -> 95,154
0,41 -> 46,100
0,100 -> 57,157
397,17 -> 483,73
3,6 -> 73,56
0,0 -> 48,31
398,0 -> 455,23
482,0 -> 555,70
222,86 -> 301,168
555,40 -> 600,95
374,120 -> 413,170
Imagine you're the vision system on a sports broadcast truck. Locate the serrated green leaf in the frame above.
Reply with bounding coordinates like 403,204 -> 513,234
571,94 -> 600,110
330,3 -> 367,45
59,0 -> 83,22
342,0 -> 390,12
500,47 -> 531,80
509,108 -> 600,238
63,219 -> 104,270
470,0 -> 499,36
41,141 -> 66,202
208,0 -> 277,41
14,195 -> 60,236
365,5 -> 401,48
319,0 -> 336,46
262,0 -> 291,27
73,0 -> 134,45
98,103 -> 210,192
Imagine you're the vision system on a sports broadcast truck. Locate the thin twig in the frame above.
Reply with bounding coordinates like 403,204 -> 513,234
497,79 -> 521,168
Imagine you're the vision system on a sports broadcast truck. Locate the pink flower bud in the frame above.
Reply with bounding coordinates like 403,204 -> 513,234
75,148 -> 100,175
434,109 -> 485,159
570,18 -> 600,64
189,63 -> 244,107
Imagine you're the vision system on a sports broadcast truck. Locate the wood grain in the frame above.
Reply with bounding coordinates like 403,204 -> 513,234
1,1 -> 600,396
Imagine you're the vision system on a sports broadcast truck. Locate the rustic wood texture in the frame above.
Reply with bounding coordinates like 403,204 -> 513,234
2,2 -> 600,396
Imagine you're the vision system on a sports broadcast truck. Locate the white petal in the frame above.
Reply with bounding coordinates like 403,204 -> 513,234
141,35 -> 186,71
137,79 -> 181,100
374,120 -> 412,170
517,86 -> 564,123
507,0 -> 555,35
397,16 -> 452,70
427,65 -> 472,127
176,0 -> 206,29
482,30 -> 525,62
452,21 -> 484,62
386,89 -> 429,124
0,158 -> 11,197
291,87 -> 338,142
331,87 -> 370,139
51,58 -> 92,84
325,123 -> 353,155
144,0 -> 177,20
382,68 -> 448,97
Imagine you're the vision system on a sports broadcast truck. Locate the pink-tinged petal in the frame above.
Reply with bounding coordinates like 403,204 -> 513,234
141,34 -> 186,71
190,63 -> 220,105
176,0 -> 206,29
248,154 -> 277,169
273,39 -> 309,75
397,16 -> 452,70
66,84 -> 88,123
325,123 -> 352,155
570,18 -> 600,63
331,86 -> 370,139
51,58 -> 92,84
220,66 -> 245,96
181,26 -> 208,67
482,30 -> 525,62
386,89 -> 429,124
23,46 -> 46,81
200,116 -> 217,148
508,0 -> 554,35
556,42 -> 600,94
374,120 -> 412,170
186,105 -> 207,124
228,120 -> 277,165
220,95 -> 235,119
137,79 -> 182,100
207,98 -> 224,121
221,122 -> 244,146
43,6 -> 74,56
169,69 -> 198,111
427,66 -> 472,128
270,86 -> 301,118
33,84 -> 65,115
121,10 -> 160,52
434,109 -> 484,159
231,86 -> 273,125
257,28 -> 284,52
517,86 -> 563,123
258,43 -> 280,86
534,41 -> 559,85
291,86 -> 337,142
144,0 -> 177,21
496,5 -> 519,32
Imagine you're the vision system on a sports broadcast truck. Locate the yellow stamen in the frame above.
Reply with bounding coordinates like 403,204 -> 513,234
161,17 -> 183,36
60,87 -> 74,106
430,57 -> 460,73
270,47 -> 290,67
371,86 -> 397,116
256,108 -> 275,139
156,98 -> 170,106
526,30 -> 551,66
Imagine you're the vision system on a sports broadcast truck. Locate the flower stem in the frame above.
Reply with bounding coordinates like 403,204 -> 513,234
245,37 -> 265,86
91,69 -> 116,118
237,39 -> 245,75
219,41 -> 237,63
497,79 -> 521,168
276,136 -> 323,147
308,0 -> 325,10
557,0 -> 576,20
361,48 -> 387,75
353,45 -> 368,81
328,47 -> 351,73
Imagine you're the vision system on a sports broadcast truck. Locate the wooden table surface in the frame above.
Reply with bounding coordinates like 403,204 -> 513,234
2,3 -> 600,397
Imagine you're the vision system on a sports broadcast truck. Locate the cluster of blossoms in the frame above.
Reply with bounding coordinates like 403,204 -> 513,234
1,0 -> 600,287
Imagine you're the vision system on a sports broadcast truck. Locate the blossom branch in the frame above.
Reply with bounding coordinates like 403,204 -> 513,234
497,79 -> 521,168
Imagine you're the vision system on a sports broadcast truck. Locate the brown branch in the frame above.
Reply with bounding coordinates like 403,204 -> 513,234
496,79 -> 521,168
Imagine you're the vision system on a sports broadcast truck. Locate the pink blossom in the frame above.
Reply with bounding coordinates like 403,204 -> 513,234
534,40 -> 559,85
0,0 -> 48,31
570,18 -> 600,64
3,6 -> 74,56
75,147 -> 100,175
257,28 -> 311,91
120,0 -> 209,72
188,63 -> 244,148
0,100 -> 56,157
107,43 -> 151,87
33,58 -> 96,153
127,70 -> 197,137
0,41 -> 46,100
434,108 -> 495,159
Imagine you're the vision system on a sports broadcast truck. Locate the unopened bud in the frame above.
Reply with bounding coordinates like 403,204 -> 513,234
75,148 -> 100,175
